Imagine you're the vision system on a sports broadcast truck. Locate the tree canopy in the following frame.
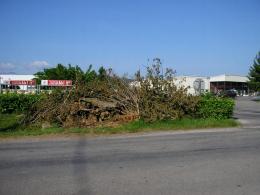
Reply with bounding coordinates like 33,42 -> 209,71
34,64 -> 106,84
248,52 -> 260,92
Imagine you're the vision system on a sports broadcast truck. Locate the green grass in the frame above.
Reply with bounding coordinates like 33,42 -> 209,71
0,113 -> 24,131
0,114 -> 239,138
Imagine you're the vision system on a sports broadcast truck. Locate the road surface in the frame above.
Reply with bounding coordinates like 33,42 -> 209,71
234,96 -> 260,128
0,96 -> 260,195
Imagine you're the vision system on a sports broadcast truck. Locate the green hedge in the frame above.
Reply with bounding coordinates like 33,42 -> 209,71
196,95 -> 235,119
0,93 -> 42,114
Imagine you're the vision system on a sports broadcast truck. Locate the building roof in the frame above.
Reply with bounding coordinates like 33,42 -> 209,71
209,74 -> 248,82
176,75 -> 210,79
0,74 -> 35,84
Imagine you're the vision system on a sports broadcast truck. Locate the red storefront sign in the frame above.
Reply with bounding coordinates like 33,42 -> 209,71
10,80 -> 36,85
41,80 -> 72,86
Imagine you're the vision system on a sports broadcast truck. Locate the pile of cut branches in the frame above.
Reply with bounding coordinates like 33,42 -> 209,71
24,71 -> 139,127
24,60 -> 199,128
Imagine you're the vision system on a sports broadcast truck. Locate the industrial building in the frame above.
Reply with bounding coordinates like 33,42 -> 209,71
0,74 -> 35,91
209,75 -> 249,95
175,74 -> 249,95
0,74 -> 249,96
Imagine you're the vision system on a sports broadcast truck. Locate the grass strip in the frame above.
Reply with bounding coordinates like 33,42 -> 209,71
0,114 -> 239,138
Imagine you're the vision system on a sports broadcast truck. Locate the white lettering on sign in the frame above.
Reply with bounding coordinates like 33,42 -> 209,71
40,80 -> 72,86
10,80 -> 36,85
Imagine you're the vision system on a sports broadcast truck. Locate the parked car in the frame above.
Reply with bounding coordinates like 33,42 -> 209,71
252,92 -> 260,101
217,90 -> 237,98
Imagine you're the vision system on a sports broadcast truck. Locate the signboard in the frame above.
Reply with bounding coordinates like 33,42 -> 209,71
10,80 -> 36,85
41,80 -> 72,86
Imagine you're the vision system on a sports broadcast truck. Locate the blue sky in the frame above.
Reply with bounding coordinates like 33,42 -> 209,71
0,0 -> 259,76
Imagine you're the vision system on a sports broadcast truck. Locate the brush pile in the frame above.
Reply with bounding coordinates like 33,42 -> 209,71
25,73 -> 139,127
24,59 -> 199,128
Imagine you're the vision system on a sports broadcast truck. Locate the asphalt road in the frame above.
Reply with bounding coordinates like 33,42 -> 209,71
234,96 -> 260,128
0,97 -> 260,195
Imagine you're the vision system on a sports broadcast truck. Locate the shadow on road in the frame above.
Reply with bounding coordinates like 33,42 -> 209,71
72,137 -> 92,195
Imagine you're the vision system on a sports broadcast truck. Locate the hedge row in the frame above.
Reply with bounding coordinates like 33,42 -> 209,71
0,93 -> 42,114
196,95 -> 235,119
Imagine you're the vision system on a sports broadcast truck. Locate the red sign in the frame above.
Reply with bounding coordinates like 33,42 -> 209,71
10,80 -> 36,85
41,80 -> 72,86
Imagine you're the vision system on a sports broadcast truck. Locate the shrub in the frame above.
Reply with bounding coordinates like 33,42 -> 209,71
0,93 -> 42,114
136,58 -> 200,122
196,94 -> 235,119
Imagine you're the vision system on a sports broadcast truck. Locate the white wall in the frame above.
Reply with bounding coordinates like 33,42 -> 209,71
174,76 -> 210,95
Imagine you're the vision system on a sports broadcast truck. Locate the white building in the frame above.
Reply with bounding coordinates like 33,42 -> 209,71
209,74 -> 249,95
0,74 -> 35,91
174,74 -> 249,95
